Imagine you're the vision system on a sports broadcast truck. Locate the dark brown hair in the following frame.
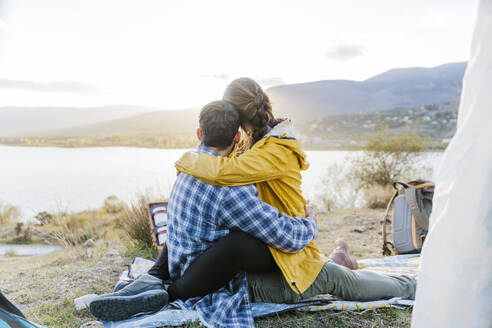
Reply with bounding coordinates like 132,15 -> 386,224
223,78 -> 274,151
199,100 -> 240,150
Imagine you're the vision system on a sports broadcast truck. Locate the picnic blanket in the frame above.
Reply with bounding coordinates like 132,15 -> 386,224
101,254 -> 419,328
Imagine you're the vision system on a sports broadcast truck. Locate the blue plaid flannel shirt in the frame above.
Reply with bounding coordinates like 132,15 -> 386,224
167,145 -> 318,328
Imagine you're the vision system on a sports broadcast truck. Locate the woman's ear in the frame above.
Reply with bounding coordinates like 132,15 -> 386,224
196,128 -> 201,141
234,131 -> 241,143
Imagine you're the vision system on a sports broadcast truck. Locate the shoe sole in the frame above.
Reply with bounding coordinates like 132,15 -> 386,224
90,290 -> 168,321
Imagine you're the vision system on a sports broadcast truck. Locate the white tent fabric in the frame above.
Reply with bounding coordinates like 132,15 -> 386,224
412,1 -> 492,327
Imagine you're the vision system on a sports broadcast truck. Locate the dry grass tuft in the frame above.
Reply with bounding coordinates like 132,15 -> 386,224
118,195 -> 159,258
364,185 -> 395,209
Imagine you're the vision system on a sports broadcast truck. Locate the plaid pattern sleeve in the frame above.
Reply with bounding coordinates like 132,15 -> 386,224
218,185 -> 318,253
166,145 -> 317,328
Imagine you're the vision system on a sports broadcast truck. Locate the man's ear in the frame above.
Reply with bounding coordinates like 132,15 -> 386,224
196,128 -> 201,141
233,131 -> 241,143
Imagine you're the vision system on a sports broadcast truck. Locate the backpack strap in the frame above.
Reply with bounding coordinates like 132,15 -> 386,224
393,181 -> 409,189
407,182 -> 435,189
381,188 -> 399,256
405,187 -> 429,231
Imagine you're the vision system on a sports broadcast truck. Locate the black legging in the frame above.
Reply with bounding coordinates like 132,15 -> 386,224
147,231 -> 277,301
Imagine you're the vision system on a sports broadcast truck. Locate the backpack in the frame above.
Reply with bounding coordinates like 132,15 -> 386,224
382,180 -> 435,255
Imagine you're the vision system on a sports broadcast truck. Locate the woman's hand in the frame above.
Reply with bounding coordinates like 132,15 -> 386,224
305,201 -> 318,226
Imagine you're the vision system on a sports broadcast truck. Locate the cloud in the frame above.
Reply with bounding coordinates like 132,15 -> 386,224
199,73 -> 231,80
0,78 -> 103,94
197,74 -> 284,87
0,19 -> 6,29
256,77 -> 284,87
325,45 -> 364,62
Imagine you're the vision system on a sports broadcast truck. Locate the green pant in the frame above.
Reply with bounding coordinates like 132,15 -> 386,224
247,261 -> 416,303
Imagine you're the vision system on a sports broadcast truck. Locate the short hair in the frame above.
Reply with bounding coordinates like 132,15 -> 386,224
199,100 -> 240,150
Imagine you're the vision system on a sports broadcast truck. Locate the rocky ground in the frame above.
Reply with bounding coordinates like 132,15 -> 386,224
0,208 -> 412,328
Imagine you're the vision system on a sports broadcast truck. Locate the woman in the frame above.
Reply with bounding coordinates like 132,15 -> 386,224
150,77 -> 355,300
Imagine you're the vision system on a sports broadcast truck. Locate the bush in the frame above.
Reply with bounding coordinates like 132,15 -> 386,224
43,211 -> 113,247
364,184 -> 395,209
4,250 -> 16,257
35,211 -> 54,225
103,195 -> 125,214
314,163 -> 364,210
15,225 -> 33,243
15,222 -> 23,236
348,126 -> 431,190
119,196 -> 158,258
47,214 -> 97,246
316,127 -> 432,209
0,203 -> 20,225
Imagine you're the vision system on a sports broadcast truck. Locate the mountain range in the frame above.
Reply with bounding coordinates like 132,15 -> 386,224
0,62 -> 466,137
268,62 -> 465,120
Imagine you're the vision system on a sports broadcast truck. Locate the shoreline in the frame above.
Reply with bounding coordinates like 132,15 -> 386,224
0,142 -> 447,152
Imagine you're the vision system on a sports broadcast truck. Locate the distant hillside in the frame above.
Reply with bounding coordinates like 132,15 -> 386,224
267,62 -> 466,120
2,102 -> 457,150
0,105 -> 157,136
43,108 -> 199,136
295,102 -> 458,149
1,62 -> 466,138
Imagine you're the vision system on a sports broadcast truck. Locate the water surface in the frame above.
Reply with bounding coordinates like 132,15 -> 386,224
0,244 -> 62,256
0,145 -> 442,216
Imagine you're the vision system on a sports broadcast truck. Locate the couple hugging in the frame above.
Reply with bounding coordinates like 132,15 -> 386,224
90,78 -> 416,327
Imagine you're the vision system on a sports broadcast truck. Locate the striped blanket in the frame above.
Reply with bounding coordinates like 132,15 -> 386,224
102,254 -> 419,328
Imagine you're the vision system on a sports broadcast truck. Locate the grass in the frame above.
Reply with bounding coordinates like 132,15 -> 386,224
256,307 -> 412,328
0,207 -> 412,328
4,250 -> 17,257
0,241 -> 127,328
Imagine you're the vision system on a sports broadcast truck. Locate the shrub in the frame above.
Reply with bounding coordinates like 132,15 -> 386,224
0,203 -> 20,225
119,196 -> 158,258
35,211 -> 54,225
364,184 -> 395,209
15,225 -> 33,243
44,212 -> 107,247
103,195 -> 125,214
315,163 -> 364,210
15,222 -> 23,236
320,198 -> 335,212
4,250 -> 16,257
316,127 -> 432,209
348,126 -> 431,190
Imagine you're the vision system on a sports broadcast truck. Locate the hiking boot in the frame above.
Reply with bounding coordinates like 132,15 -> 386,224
113,280 -> 131,292
329,239 -> 359,270
89,274 -> 168,321
113,273 -> 165,296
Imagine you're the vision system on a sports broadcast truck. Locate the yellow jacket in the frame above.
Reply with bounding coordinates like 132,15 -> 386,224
174,120 -> 326,293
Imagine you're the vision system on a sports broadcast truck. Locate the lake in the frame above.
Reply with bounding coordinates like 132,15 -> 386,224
0,244 -> 62,256
0,145 -> 442,217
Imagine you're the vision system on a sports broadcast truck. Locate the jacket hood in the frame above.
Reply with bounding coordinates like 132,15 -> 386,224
262,119 -> 309,171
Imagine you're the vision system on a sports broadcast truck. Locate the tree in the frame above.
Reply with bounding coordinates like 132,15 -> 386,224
103,195 -> 125,214
348,126 -> 431,190
0,203 -> 20,225
35,211 -> 54,225
15,222 -> 23,236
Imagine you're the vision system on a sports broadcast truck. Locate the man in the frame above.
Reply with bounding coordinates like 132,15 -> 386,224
90,100 -> 319,326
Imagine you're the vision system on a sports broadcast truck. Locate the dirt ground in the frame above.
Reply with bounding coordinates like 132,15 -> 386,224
0,208 -> 412,328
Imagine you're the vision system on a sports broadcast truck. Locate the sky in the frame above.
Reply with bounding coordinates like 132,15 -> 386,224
0,0 -> 480,109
